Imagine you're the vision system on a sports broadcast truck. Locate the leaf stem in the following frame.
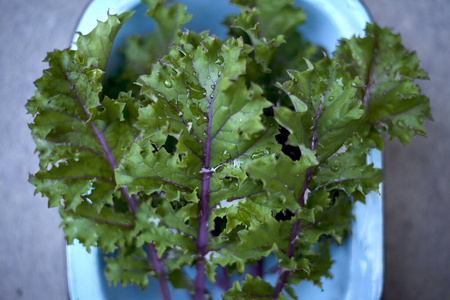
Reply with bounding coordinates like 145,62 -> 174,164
363,38 -> 378,109
194,74 -> 218,298
249,259 -> 264,278
195,169 -> 210,299
215,267 -> 231,291
90,116 -> 172,300
273,218 -> 300,296
194,95 -> 214,300
91,118 -> 172,300
66,73 -> 171,300
147,243 -> 171,300
273,77 -> 329,297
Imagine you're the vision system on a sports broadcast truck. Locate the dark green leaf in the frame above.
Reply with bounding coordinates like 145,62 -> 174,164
334,23 -> 432,144
104,246 -> 152,289
223,274 -> 287,299
60,203 -> 135,253
75,11 -> 134,70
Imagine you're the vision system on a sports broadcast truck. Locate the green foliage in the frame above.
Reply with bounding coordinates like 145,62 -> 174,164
334,23 -> 432,145
223,274 -> 287,299
60,202 -> 135,253
27,0 -> 431,299
104,246 -> 153,289
75,11 -> 134,70
230,0 -> 306,40
107,0 -> 192,97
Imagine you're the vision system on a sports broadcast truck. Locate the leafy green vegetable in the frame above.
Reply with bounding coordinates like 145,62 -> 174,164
334,23 -> 432,145
27,0 -> 431,299
107,0 -> 192,97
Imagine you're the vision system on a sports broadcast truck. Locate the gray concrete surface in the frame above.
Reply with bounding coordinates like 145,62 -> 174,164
0,0 -> 448,299
363,1 -> 450,299
0,1 -> 91,299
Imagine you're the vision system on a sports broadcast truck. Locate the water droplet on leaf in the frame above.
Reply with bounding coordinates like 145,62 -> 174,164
251,150 -> 264,159
230,181 -> 239,191
331,161 -> 340,172
164,80 -> 172,88
222,150 -> 231,160
215,56 -> 224,64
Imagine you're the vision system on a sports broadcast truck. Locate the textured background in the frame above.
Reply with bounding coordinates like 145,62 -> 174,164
0,0 -> 449,299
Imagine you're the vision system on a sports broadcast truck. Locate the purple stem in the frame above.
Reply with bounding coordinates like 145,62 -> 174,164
249,259 -> 264,279
67,75 -> 170,300
194,93 -> 215,300
273,170 -> 311,295
147,243 -> 171,300
215,267 -> 231,291
91,119 -> 171,300
273,82 -> 327,297
363,39 -> 378,109
91,119 -> 172,300
274,219 -> 300,296
194,171 -> 210,300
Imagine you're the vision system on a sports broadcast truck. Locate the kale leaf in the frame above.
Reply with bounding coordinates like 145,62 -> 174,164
27,0 -> 431,299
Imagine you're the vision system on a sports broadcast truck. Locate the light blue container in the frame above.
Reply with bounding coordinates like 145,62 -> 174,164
68,1 -> 383,299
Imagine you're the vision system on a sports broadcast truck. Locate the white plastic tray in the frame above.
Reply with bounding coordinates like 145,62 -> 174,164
67,1 -> 383,299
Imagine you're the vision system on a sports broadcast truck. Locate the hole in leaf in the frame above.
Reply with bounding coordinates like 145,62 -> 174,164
274,209 -> 295,221
112,194 -> 130,213
150,143 -> 159,153
276,126 -> 301,161
163,135 -> 178,153
211,216 -> 227,237
330,191 -> 339,205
